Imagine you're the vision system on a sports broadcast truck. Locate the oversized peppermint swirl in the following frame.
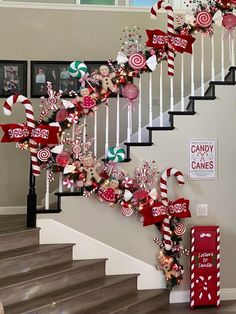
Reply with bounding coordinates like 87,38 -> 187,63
128,52 -> 146,70
121,206 -> 134,217
107,146 -> 125,163
196,11 -> 212,29
37,147 -> 51,162
174,222 -> 186,236
68,61 -> 88,79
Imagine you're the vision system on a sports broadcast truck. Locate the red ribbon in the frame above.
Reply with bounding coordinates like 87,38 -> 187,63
146,29 -> 195,54
140,198 -> 190,226
0,124 -> 59,146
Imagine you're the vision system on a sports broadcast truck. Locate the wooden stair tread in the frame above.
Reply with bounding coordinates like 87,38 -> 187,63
0,259 -> 107,288
0,227 -> 38,235
5,274 -> 139,314
0,243 -> 74,260
89,289 -> 168,314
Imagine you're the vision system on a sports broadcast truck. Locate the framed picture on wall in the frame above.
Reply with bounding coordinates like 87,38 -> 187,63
0,60 -> 27,98
31,61 -> 78,98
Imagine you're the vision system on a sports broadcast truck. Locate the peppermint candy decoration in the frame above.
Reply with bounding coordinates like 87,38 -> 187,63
196,11 -> 212,29
67,113 -> 79,124
121,206 -> 134,217
128,52 -> 146,70
107,146 -> 125,163
37,147 -> 51,162
63,178 -> 74,189
174,222 -> 186,236
69,61 -> 88,79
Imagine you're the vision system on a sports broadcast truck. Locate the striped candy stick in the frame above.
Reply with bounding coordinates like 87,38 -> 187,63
151,0 -> 175,76
3,95 -> 40,176
160,168 -> 185,251
190,227 -> 196,308
216,227 -> 220,307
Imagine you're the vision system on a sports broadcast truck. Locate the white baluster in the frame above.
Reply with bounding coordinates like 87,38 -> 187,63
191,45 -> 195,96
231,31 -> 235,66
83,117 -> 86,146
229,33 -> 232,65
94,111 -> 97,158
59,173 -> 63,193
181,54 -> 185,111
221,28 -> 225,81
160,63 -> 163,127
211,35 -> 215,81
127,105 -> 131,142
201,33 -> 205,96
138,77 -> 142,142
45,170 -> 50,210
105,104 -> 109,157
71,123 -> 75,193
130,107 -> 133,135
170,77 -> 174,111
149,72 -> 153,127
116,94 -> 120,147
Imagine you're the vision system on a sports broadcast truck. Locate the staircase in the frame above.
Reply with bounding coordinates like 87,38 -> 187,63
0,220 -> 168,313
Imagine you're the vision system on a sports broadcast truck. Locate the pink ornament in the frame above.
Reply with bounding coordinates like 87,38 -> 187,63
56,151 -> 70,167
222,13 -> 236,30
133,189 -> 149,200
122,83 -> 139,101
56,109 -> 68,122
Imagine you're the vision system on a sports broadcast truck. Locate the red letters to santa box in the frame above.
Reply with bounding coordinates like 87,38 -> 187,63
190,226 -> 220,308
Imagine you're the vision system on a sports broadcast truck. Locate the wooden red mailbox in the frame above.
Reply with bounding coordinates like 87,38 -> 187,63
190,226 -> 220,308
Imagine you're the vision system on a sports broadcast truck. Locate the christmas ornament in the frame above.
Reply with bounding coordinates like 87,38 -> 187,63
128,52 -> 146,70
56,152 -> 70,167
56,109 -> 68,122
196,11 -> 212,29
68,61 -> 88,79
174,222 -> 186,236
37,147 -> 51,162
222,13 -> 236,30
150,0 -> 175,76
107,146 -> 125,163
122,83 -> 139,108
63,178 -> 74,189
3,95 -> 40,176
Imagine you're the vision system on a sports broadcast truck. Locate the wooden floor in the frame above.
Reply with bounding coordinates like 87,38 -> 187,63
157,301 -> 236,313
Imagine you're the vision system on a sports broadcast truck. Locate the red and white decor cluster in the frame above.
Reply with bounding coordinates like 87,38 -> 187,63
190,226 -> 220,307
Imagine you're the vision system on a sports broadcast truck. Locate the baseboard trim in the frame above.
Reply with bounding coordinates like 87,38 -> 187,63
170,288 -> 236,304
0,206 -> 26,215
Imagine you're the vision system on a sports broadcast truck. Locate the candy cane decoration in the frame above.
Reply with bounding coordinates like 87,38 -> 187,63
151,0 -> 175,76
160,168 -> 185,251
3,95 -> 40,176
190,227 -> 196,307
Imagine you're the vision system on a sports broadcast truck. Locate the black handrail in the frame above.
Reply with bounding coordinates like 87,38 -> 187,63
27,163 -> 37,228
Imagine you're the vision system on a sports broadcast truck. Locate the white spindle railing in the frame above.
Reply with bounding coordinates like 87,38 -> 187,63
201,34 -> 205,96
45,23 -> 236,207
159,63 -> 163,127
181,54 -> 185,111
149,72 -> 153,127
138,77 -> 142,142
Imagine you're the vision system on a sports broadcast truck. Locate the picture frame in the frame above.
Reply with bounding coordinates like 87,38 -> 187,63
0,60 -> 27,98
31,61 -> 77,98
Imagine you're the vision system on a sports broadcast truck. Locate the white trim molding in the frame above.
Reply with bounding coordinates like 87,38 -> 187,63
170,289 -> 236,304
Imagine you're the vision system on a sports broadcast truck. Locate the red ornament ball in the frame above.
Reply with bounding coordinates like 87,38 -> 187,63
56,152 -> 70,167
56,109 -> 68,122
222,13 -> 236,30
122,83 -> 139,101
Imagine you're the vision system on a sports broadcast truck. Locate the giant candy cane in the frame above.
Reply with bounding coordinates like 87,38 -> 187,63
3,95 -> 40,176
160,168 -> 185,250
151,0 -> 175,76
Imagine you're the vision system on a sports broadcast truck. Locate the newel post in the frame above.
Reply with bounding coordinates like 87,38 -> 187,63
27,163 -> 37,228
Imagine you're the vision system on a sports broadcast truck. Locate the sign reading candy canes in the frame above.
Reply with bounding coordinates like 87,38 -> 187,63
189,139 -> 217,180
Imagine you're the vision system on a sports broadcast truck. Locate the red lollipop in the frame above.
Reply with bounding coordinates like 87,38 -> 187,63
222,13 -> 236,30
122,83 -> 139,101
128,52 -> 146,70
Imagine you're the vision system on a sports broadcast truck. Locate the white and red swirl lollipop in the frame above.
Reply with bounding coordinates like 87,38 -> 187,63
196,11 -> 212,29
128,52 -> 146,70
37,147 -> 51,162
121,206 -> 134,217
174,222 -> 186,236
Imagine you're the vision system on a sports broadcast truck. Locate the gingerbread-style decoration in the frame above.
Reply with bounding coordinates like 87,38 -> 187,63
82,155 -> 102,189
93,65 -> 118,94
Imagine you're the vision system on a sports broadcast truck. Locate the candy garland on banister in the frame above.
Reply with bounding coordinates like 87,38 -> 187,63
175,0 -> 236,36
